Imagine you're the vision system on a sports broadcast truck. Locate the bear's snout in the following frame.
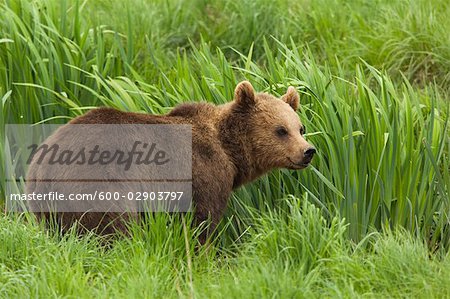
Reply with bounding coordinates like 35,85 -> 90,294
304,147 -> 316,158
287,146 -> 316,169
302,147 -> 316,164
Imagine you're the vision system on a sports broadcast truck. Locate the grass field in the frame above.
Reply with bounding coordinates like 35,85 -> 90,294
1,0 -> 450,297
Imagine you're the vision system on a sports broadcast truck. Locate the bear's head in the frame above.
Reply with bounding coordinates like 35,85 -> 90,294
232,81 -> 316,173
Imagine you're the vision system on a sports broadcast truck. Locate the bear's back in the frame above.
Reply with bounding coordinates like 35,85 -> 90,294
69,107 -> 173,124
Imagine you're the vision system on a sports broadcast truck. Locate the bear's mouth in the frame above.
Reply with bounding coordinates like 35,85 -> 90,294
287,158 -> 310,170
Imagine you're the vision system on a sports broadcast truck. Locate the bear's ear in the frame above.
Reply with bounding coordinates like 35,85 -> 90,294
234,81 -> 256,109
281,86 -> 299,111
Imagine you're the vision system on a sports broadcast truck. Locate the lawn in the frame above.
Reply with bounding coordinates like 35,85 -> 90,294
0,0 -> 449,298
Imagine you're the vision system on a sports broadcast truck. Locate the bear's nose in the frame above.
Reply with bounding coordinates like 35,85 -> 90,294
304,147 -> 316,158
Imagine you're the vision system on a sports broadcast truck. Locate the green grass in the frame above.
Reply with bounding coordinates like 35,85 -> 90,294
1,198 -> 450,298
1,0 -> 450,297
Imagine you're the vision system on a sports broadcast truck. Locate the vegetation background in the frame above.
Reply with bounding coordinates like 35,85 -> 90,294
0,0 -> 449,297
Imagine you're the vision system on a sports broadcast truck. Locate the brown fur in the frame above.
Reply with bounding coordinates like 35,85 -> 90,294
26,81 -> 315,242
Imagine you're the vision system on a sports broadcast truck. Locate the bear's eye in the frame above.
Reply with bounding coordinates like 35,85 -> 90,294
300,125 -> 306,135
276,127 -> 288,137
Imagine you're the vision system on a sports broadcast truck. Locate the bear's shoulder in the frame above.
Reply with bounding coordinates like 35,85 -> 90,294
168,102 -> 216,118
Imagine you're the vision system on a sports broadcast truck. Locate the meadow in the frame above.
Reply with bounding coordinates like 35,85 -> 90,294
0,0 -> 449,297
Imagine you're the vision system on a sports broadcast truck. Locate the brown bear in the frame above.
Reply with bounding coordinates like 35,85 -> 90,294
26,81 -> 316,242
